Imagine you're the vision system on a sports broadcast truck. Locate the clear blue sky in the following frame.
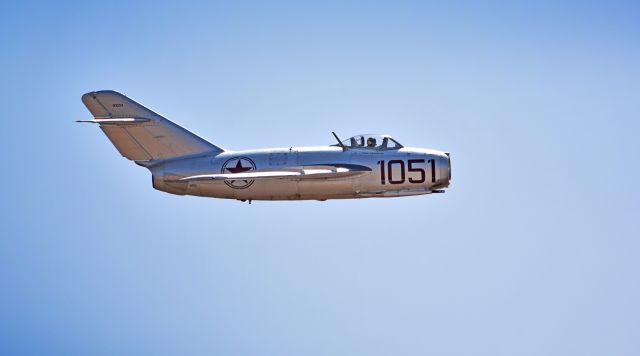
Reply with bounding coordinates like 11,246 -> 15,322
1,1 -> 639,355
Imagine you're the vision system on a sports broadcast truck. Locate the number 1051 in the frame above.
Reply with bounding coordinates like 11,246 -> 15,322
377,159 -> 436,185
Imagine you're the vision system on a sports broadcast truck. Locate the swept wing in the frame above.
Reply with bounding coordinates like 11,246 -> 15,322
180,164 -> 371,182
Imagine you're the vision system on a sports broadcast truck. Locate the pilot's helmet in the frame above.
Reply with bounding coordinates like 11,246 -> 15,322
367,137 -> 377,147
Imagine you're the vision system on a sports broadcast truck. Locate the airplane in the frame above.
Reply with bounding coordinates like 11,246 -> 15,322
79,90 -> 451,202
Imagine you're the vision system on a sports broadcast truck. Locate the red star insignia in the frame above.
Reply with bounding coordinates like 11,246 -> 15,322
226,160 -> 252,173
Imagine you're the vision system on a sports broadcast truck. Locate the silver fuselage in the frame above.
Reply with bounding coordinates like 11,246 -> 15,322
150,146 -> 451,201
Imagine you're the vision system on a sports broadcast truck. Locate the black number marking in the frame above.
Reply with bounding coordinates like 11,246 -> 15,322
378,158 -> 436,185
429,159 -> 436,183
408,159 -> 426,183
387,160 -> 405,184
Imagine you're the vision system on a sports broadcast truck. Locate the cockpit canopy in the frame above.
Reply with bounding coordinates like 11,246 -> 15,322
339,134 -> 403,150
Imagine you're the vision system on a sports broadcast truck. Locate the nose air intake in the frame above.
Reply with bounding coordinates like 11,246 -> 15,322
445,152 -> 451,182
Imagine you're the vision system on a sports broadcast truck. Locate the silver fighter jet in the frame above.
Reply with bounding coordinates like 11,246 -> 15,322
79,90 -> 451,202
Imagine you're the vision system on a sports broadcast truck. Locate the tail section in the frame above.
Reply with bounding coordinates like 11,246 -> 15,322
80,90 -> 223,161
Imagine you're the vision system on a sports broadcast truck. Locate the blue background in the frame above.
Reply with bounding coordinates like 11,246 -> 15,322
1,1 -> 639,355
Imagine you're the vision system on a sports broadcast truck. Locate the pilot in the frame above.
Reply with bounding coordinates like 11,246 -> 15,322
367,137 -> 377,147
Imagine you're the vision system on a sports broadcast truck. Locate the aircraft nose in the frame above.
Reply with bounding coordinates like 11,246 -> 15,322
445,152 -> 451,183
435,152 -> 451,187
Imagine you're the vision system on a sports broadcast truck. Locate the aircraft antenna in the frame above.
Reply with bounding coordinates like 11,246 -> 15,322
332,132 -> 346,151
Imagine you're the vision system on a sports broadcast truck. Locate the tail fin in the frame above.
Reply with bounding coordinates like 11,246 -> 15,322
80,90 -> 223,161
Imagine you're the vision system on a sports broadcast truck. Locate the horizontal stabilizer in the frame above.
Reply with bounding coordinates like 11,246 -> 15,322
76,117 -> 151,125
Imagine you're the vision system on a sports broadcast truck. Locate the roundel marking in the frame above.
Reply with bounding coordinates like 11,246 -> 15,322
221,157 -> 256,189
